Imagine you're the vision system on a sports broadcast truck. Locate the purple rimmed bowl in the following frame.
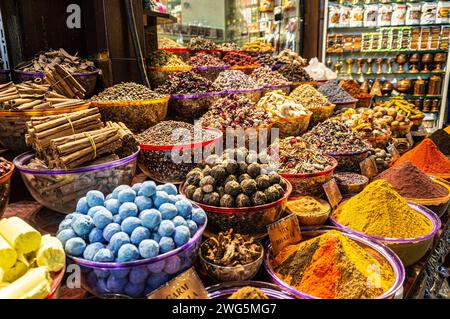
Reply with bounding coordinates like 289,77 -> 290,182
0,69 -> 11,84
262,84 -> 291,96
13,149 -> 139,214
67,218 -> 206,298
330,203 -> 441,267
327,149 -> 371,173
168,91 -> 222,119
264,229 -> 406,299
192,66 -> 230,82
206,281 -> 295,299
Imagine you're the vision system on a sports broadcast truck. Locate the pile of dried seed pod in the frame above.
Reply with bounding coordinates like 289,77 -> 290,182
201,229 -> 262,267
277,49 -> 307,66
184,149 -> 287,208
214,70 -> 262,91
258,90 -> 309,119
290,84 -> 334,109
156,71 -> 220,95
158,37 -> 184,49
278,63 -> 313,83
188,52 -> 228,68
218,42 -> 241,51
223,51 -> 257,67
200,94 -> 272,130
250,67 -> 290,87
91,82 -> 165,101
188,37 -> 218,50
147,50 -> 189,68
317,81 -> 356,103
269,137 -> 335,174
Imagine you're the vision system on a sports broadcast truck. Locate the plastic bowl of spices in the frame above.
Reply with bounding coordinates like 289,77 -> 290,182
138,122 -> 223,184
330,180 -> 442,267
14,149 -> 139,214
0,103 -> 91,153
68,212 -> 207,298
207,281 -> 294,299
286,197 -> 331,226
214,70 -> 264,103
193,66 -> 230,82
148,66 -> 194,89
199,230 -> 264,282
264,229 -> 405,299
0,158 -> 14,218
334,172 -> 369,195
169,92 -> 223,119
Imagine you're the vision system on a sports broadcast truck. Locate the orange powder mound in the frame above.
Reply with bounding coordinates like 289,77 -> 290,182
393,139 -> 450,175
297,236 -> 340,299
445,126 -> 450,134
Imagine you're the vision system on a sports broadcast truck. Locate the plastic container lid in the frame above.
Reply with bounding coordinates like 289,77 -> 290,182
14,148 -> 140,176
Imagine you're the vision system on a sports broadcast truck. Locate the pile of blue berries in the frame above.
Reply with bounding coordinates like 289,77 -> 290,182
57,181 -> 207,263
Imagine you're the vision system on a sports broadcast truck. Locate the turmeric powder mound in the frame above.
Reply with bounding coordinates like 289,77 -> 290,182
333,180 -> 433,239
272,230 -> 395,299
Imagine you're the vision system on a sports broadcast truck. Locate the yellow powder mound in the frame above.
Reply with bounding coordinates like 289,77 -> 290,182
333,180 -> 433,239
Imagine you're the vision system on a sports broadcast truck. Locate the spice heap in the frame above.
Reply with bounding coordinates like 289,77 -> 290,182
270,137 -> 335,174
377,161 -> 448,199
91,82 -> 165,101
429,129 -> 450,155
271,230 -> 395,299
147,50 -> 188,68
317,81 -> 356,103
250,67 -> 290,87
218,42 -> 241,51
188,37 -> 217,50
0,157 -> 12,179
277,49 -> 307,66
229,287 -> 269,299
278,64 -> 313,83
392,139 -> 450,176
188,52 -> 228,68
15,48 -> 96,73
255,54 -> 279,66
214,70 -> 261,91
303,119 -> 370,154
339,80 -> 371,99
184,152 -> 287,208
375,97 -> 424,123
290,84 -> 334,109
158,37 -> 184,49
202,229 -> 261,267
333,180 -> 433,239
0,81 -> 85,111
242,39 -> 274,52
287,196 -> 331,226
223,51 -> 257,67
258,91 -> 309,119
339,109 -> 391,139
156,71 -> 219,95
201,94 -> 272,130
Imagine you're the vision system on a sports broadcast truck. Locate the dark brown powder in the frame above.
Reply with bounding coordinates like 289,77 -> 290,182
376,161 -> 448,199
428,129 -> 450,155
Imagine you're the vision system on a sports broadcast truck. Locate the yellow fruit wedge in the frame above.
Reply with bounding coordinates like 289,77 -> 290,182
0,235 -> 17,271
0,268 -> 4,283
3,260 -> 29,283
0,267 -> 51,299
36,235 -> 65,272
0,217 -> 42,254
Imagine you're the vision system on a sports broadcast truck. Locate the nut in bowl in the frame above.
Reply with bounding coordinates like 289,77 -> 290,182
200,229 -> 264,282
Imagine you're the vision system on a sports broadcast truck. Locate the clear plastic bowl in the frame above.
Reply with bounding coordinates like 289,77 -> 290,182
262,84 -> 291,96
0,103 -> 91,153
328,149 -> 371,173
334,172 -> 369,195
307,104 -> 336,127
411,116 -> 425,131
67,218 -> 206,298
0,160 -> 14,219
333,100 -> 358,112
169,92 -> 222,119
391,122 -> 413,138
279,157 -> 337,198
14,149 -> 139,214
200,241 -> 264,283
0,69 -> 11,84
330,203 -> 442,267
365,134 -> 392,149
264,228 -> 406,299
286,197 -> 331,226
138,129 -> 223,184
193,66 -> 230,82
92,97 -> 169,134
180,179 -> 292,239
207,281 -> 295,299
225,88 -> 263,103
13,70 -> 99,98
272,113 -> 312,138
148,66 -> 193,89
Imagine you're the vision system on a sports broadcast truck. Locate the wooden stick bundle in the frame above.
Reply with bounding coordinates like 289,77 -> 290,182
44,64 -> 86,99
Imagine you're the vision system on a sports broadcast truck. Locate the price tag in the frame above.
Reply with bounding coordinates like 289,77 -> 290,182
323,178 -> 343,209
387,144 -> 400,160
360,156 -> 378,179
267,214 -> 302,255
147,268 -> 208,299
